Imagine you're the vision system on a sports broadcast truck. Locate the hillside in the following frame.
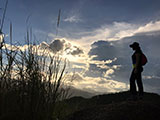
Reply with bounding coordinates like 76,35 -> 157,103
68,86 -> 95,98
62,91 -> 160,120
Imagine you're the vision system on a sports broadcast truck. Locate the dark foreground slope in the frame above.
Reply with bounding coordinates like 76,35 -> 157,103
63,91 -> 160,120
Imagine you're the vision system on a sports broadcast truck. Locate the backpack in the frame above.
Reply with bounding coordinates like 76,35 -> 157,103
141,53 -> 147,66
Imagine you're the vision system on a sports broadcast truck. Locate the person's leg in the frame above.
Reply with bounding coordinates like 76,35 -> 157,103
130,70 -> 137,95
136,71 -> 144,96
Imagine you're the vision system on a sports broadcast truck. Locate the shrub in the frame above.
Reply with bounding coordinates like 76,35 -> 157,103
0,30 -> 70,120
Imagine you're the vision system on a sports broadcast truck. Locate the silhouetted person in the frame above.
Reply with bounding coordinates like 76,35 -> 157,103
129,42 -> 144,99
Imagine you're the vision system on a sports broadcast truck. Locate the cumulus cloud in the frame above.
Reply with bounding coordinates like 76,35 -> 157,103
39,38 -> 85,57
49,39 -> 65,53
2,44 -> 33,52
72,75 -> 128,93
39,42 -> 50,50
67,46 -> 84,56
64,15 -> 82,23
89,41 -> 118,60
135,21 -> 160,33
63,0 -> 84,24
65,72 -> 84,82
104,69 -> 114,78
89,57 -> 117,64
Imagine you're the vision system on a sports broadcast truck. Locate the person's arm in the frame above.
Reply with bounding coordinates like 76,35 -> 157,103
134,53 -> 141,73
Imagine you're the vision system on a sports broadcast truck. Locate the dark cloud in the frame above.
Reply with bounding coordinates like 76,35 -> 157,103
89,41 -> 117,60
39,39 -> 84,56
49,40 -> 65,53
70,46 -> 84,56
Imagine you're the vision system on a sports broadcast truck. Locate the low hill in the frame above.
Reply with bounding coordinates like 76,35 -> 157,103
68,86 -> 95,98
62,91 -> 160,120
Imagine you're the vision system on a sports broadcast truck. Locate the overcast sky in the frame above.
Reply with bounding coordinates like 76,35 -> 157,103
1,0 -> 160,94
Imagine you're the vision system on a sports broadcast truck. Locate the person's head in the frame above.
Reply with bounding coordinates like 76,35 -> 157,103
129,42 -> 140,51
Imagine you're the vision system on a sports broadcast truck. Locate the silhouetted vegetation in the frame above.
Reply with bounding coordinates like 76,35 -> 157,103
0,28 -> 71,120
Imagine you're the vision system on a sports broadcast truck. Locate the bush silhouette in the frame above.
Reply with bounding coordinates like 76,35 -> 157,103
0,29 -> 70,120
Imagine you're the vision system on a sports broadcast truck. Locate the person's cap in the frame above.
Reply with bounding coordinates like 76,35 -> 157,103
129,42 -> 139,48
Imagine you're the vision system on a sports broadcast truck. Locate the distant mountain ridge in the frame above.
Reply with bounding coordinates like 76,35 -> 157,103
68,86 -> 96,98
